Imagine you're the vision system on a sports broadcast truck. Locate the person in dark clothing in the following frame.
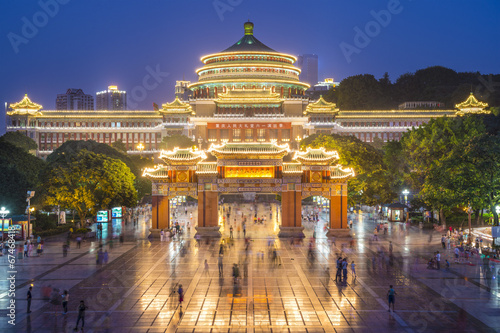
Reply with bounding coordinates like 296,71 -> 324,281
27,286 -> 32,313
74,300 -> 88,331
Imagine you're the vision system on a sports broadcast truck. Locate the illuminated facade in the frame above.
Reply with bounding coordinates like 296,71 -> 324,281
5,22 -> 491,157
143,142 -> 355,238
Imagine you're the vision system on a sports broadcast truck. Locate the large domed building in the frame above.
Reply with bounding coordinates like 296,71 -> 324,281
6,22 -> 489,157
187,21 -> 311,145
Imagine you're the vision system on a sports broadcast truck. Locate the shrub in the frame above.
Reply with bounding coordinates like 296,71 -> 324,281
75,228 -> 91,234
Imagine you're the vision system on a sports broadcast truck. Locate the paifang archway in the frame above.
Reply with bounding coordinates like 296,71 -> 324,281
143,142 -> 355,238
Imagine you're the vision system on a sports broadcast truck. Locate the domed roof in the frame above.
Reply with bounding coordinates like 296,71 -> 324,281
222,21 -> 276,53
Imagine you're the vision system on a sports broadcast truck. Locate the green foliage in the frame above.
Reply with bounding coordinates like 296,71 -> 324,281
337,74 -> 389,110
47,140 -> 153,201
75,228 -> 91,234
111,139 -> 127,153
0,141 -> 45,214
400,115 -> 491,222
160,134 -> 195,150
0,131 -> 38,151
33,212 -> 57,231
301,134 -> 396,206
335,66 -> 500,109
34,223 -> 74,238
42,150 -> 137,223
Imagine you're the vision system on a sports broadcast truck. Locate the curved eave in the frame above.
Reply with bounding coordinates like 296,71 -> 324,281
196,63 -> 301,75
7,110 -> 43,116
188,79 -> 310,90
295,157 -> 338,164
330,165 -> 356,179
201,51 -> 297,64
304,109 -> 339,115
159,109 -> 194,115
455,110 -> 491,116
142,166 -> 170,179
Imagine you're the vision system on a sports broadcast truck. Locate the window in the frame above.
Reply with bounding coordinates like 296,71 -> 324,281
257,129 -> 266,142
221,129 -> 229,140
208,129 -> 217,142
232,129 -> 241,142
281,129 -> 290,142
245,129 -> 253,142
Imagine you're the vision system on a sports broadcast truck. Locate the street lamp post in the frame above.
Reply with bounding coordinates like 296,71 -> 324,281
467,204 -> 472,245
137,143 -> 145,157
26,191 -> 35,241
0,207 -> 10,242
402,189 -> 409,205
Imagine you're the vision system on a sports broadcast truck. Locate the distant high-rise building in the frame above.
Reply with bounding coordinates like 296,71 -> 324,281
96,85 -> 127,110
175,80 -> 192,100
56,88 -> 94,110
297,54 -> 318,87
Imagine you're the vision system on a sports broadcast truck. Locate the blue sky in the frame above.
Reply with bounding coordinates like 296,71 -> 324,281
1,0 -> 499,133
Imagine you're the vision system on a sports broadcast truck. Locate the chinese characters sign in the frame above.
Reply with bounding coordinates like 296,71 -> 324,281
207,122 -> 291,129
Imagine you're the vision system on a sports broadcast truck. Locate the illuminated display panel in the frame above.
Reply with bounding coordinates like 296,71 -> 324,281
226,166 -> 273,178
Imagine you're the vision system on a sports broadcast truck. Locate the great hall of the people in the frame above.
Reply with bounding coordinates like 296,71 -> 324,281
6,22 -> 489,158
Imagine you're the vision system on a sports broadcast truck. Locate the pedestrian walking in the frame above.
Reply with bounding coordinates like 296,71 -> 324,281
441,235 -> 446,249
351,261 -> 356,277
27,286 -> 32,313
76,236 -> 82,249
178,285 -> 184,308
74,300 -> 88,331
218,255 -> 223,276
230,226 -> 234,239
204,259 -> 209,276
342,258 -> 348,282
62,290 -> 69,314
387,285 -> 396,312
24,242 -> 28,257
335,258 -> 342,282
436,251 -> 441,269
160,230 -> 164,242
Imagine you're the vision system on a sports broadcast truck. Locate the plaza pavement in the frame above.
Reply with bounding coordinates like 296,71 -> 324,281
0,203 -> 498,332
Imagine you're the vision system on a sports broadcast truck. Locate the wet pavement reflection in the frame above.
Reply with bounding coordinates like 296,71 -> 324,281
1,203 -> 497,332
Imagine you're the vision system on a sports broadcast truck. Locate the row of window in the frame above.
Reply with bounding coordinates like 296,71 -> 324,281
39,132 -> 161,143
207,128 -> 291,142
200,67 -> 298,78
341,121 -> 423,127
12,121 -> 162,128
206,55 -> 292,65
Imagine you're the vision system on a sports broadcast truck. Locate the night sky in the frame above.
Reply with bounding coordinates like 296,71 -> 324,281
1,0 -> 499,134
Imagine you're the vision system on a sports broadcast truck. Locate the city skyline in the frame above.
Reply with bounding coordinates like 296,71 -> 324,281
1,0 -> 500,134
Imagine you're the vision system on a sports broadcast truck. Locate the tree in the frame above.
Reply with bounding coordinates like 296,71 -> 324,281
43,150 -> 137,223
400,115 -> 486,222
111,139 -> 127,153
337,74 -> 386,110
47,140 -> 153,201
0,141 -> 45,214
0,131 -> 38,151
301,134 -> 396,206
451,134 -> 500,225
160,134 -> 195,150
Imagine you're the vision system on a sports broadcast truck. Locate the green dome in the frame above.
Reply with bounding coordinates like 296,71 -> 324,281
223,21 -> 276,53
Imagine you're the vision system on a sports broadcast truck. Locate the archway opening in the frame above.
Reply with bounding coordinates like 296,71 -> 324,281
217,193 -> 281,238
302,195 -> 330,239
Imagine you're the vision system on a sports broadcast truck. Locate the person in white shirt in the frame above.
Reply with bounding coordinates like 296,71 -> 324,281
436,251 -> 441,269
